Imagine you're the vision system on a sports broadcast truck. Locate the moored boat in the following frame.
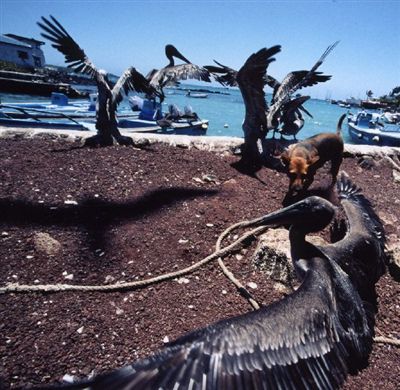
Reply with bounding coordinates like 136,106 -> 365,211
347,111 -> 400,147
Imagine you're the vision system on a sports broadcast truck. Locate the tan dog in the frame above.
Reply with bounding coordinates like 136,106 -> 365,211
281,114 -> 346,193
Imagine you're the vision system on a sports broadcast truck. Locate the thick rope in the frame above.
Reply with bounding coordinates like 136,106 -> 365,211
0,216 -> 268,294
215,221 -> 264,310
374,336 -> 400,347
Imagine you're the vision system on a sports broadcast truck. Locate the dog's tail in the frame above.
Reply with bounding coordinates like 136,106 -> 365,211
336,113 -> 346,135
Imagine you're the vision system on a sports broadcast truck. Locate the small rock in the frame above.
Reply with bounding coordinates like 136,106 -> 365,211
192,177 -> 204,184
247,282 -> 258,289
64,274 -> 74,280
358,156 -> 376,170
104,275 -> 115,284
393,170 -> 400,184
163,336 -> 170,343
178,239 -> 189,244
235,254 -> 243,261
33,232 -> 62,256
202,174 -> 219,184
206,223 -> 214,227
222,289 -> 227,295
26,255 -> 34,259
116,308 -> 124,315
62,374 -> 75,384
188,305 -> 194,309
1,232 -> 9,236
64,200 -> 78,205
177,277 -> 190,284
76,326 -> 84,334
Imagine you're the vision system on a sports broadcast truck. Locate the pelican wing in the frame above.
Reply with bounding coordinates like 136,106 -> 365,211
272,71 -> 331,104
236,46 -> 281,130
320,173 -> 387,294
52,256 -> 369,390
111,67 -> 156,107
282,95 -> 311,114
150,64 -> 210,88
38,16 -> 98,77
267,42 -> 338,129
204,60 -> 238,87
264,74 -> 281,96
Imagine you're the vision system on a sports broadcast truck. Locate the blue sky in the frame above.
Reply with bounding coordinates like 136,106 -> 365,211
1,0 -> 399,100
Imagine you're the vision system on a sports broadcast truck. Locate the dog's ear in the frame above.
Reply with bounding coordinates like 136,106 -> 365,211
280,150 -> 290,166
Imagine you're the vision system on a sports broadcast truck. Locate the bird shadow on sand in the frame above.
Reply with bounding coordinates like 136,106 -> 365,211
0,187 -> 218,254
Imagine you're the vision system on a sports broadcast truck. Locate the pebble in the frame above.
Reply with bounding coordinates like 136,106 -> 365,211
76,326 -> 84,334
62,374 -> 75,383
1,232 -> 9,236
64,274 -> 74,280
177,277 -> 190,284
178,239 -> 189,244
163,336 -> 170,343
64,200 -> 78,205
247,282 -> 258,289
222,289 -> 228,295
206,223 -> 214,227
26,255 -> 34,259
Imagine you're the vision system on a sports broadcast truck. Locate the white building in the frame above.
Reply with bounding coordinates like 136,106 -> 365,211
0,34 -> 45,69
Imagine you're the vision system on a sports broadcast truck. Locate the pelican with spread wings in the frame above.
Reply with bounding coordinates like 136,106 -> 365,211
38,16 -> 158,147
205,42 -> 338,165
146,44 -> 211,102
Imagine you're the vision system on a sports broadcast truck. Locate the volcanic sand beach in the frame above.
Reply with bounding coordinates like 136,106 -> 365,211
0,129 -> 399,389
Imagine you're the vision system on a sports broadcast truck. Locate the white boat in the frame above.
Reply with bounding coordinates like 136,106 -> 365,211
186,90 -> 208,98
347,111 -> 400,147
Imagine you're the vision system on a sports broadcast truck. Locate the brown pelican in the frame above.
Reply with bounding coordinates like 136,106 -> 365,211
38,174 -> 386,389
277,95 -> 313,140
146,44 -> 211,102
205,43 -> 336,167
38,16 -> 157,147
266,42 -> 339,131
206,46 -> 281,169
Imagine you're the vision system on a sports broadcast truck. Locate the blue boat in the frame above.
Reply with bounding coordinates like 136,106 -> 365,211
347,111 -> 400,147
0,93 -> 208,135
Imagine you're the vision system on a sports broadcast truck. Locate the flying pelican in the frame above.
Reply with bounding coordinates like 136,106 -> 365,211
146,44 -> 211,102
38,174 -> 386,389
38,16 -> 157,147
205,43 -> 336,167
207,46 -> 281,169
265,42 -> 339,131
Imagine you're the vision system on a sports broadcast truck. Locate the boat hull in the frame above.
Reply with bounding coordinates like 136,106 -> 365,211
348,122 -> 400,147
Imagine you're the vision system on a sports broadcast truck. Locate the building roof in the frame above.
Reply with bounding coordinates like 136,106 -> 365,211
4,34 -> 45,46
0,35 -> 32,48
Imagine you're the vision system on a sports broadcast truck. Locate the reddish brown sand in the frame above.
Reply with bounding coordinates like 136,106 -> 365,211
0,137 -> 399,389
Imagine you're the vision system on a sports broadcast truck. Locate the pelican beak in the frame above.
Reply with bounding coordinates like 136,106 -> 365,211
253,201 -> 307,227
175,51 -> 191,64
252,196 -> 336,231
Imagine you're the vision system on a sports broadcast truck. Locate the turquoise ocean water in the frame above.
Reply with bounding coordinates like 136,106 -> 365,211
0,84 -> 353,142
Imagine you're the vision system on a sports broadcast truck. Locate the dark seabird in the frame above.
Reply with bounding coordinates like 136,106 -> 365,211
38,16 -> 157,147
146,44 -> 211,102
265,42 -> 339,131
277,95 -> 313,140
206,46 -> 281,169
36,174 -> 386,389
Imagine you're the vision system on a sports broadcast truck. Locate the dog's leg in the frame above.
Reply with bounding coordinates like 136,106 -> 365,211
330,156 -> 343,184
